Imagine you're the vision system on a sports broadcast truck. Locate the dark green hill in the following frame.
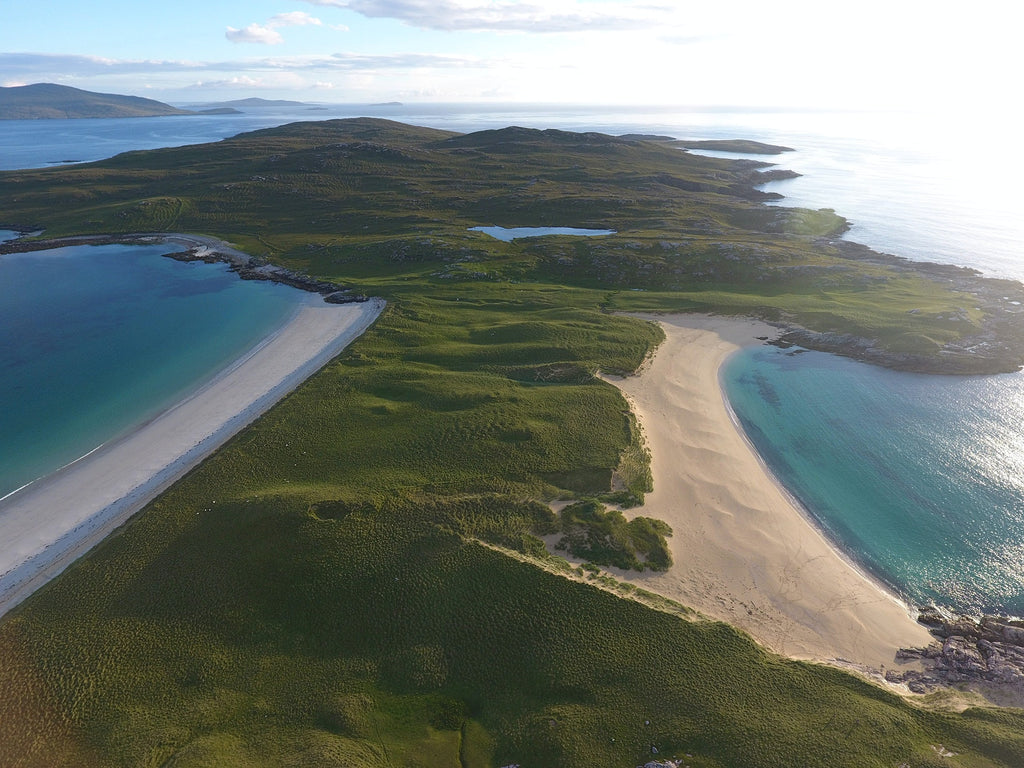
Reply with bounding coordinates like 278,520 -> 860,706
0,83 -> 191,119
3,117 -> 1022,371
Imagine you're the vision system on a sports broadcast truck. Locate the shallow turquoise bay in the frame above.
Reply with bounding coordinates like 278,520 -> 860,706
0,235 -> 299,499
722,344 -> 1024,616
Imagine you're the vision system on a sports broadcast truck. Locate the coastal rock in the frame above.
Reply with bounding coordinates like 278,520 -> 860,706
324,291 -> 369,304
898,611 -> 1024,692
0,234 -> 365,304
941,636 -> 987,676
916,605 -> 949,628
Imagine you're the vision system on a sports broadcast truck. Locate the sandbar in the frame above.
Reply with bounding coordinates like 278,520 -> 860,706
604,314 -> 932,669
0,292 -> 384,618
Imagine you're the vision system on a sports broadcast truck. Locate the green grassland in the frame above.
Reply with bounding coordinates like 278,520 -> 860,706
3,119 -> 1024,766
0,118 -> 997,358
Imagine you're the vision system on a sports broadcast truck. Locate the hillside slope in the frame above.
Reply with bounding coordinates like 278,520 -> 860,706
0,83 -> 191,119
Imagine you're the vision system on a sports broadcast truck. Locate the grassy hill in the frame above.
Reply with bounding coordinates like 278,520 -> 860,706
6,117 -> 1022,370
2,119 -> 1024,767
0,83 -> 191,119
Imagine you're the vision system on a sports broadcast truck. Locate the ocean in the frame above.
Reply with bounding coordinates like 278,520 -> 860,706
2,104 -> 1022,615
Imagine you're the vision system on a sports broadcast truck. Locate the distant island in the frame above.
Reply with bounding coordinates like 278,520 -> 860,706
676,138 -> 795,154
189,97 -> 310,109
0,83 -> 240,120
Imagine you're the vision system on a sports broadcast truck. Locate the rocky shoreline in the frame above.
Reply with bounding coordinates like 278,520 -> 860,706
768,240 -> 1024,375
888,608 -> 1024,695
0,232 -> 370,304
6,228 -> 1024,374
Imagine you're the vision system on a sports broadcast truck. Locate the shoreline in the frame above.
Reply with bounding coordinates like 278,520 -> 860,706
716,364 -> 920,618
0,288 -> 384,619
0,231 -> 369,303
604,313 -> 933,670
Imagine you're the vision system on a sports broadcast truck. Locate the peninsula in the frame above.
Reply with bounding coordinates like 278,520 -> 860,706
3,120 -> 1024,767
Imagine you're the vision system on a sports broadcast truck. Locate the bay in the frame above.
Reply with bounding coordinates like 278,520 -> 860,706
723,345 -> 1024,615
0,237 -> 298,499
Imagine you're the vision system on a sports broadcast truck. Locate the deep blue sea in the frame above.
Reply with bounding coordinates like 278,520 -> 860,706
0,233 -> 298,499
2,104 -> 1023,615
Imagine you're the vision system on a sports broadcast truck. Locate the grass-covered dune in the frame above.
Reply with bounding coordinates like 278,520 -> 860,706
3,119 -> 1024,766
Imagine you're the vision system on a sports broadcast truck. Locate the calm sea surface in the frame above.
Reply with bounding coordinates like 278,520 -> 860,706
0,234 -> 298,499
2,105 -> 1022,614
723,347 -> 1024,615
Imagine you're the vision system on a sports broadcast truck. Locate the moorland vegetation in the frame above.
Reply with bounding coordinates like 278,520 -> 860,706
3,119 -> 1024,766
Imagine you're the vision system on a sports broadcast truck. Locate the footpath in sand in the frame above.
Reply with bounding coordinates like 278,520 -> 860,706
0,293 -> 384,618
604,314 -> 932,670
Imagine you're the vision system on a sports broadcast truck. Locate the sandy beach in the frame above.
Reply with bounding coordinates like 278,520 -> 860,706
0,291 -> 384,618
604,314 -> 932,669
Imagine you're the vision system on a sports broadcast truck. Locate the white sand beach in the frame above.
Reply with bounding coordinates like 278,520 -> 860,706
604,314 -> 932,669
0,292 -> 384,618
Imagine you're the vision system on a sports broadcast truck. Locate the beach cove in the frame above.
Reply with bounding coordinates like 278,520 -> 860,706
604,314 -> 933,669
0,235 -> 383,617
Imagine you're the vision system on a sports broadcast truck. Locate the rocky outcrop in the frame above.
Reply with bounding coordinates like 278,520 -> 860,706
769,325 -> 1024,375
0,233 -> 371,304
891,608 -> 1024,692
162,242 -> 372,303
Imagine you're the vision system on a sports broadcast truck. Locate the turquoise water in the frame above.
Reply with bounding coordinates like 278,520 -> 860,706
723,345 -> 1024,615
0,235 -> 299,499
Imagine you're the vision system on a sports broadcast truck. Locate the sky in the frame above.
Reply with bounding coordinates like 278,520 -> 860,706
0,0 -> 1017,109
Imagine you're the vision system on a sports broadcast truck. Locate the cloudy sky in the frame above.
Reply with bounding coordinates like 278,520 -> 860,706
0,0 -> 1015,108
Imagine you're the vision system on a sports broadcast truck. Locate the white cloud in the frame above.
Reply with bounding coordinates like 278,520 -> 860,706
189,76 -> 266,90
226,10 -> 324,45
0,52 -> 205,76
226,24 -> 285,45
270,11 -> 324,26
323,51 -> 483,69
295,0 -> 669,32
0,51 -> 486,81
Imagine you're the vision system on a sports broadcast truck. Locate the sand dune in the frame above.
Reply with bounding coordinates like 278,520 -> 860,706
604,314 -> 932,669
0,294 -> 383,618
